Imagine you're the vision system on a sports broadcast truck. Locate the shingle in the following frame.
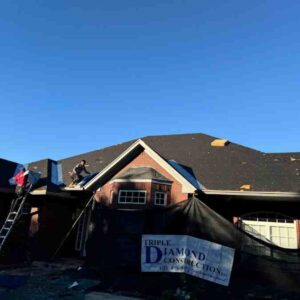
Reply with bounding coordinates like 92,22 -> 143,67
26,133 -> 300,193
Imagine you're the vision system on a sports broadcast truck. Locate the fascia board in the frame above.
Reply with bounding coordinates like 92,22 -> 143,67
202,189 -> 300,198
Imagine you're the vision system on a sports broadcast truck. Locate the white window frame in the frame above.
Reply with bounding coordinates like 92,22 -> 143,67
240,217 -> 298,249
118,190 -> 147,204
154,192 -> 167,206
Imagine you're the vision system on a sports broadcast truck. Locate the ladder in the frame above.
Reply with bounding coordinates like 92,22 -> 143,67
0,185 -> 32,252
52,194 -> 95,259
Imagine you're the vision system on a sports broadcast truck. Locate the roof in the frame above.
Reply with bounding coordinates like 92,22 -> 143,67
23,133 -> 300,193
58,140 -> 134,186
113,167 -> 172,183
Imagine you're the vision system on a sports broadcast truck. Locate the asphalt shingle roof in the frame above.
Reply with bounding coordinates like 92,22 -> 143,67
25,133 -> 300,193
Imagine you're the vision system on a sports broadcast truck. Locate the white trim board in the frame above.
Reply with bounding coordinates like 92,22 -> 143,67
202,189 -> 300,198
63,187 -> 85,191
30,189 -> 47,195
84,139 -> 197,193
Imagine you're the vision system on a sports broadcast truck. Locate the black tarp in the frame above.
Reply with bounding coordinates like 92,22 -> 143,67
86,196 -> 300,290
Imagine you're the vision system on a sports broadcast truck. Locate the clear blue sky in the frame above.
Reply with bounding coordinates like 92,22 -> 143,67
1,0 -> 300,163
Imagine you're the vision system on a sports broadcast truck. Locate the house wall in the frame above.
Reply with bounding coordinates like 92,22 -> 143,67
95,150 -> 188,207
0,193 -> 13,227
29,200 -> 77,259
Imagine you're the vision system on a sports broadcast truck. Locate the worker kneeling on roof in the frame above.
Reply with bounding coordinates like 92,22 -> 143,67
70,160 -> 90,185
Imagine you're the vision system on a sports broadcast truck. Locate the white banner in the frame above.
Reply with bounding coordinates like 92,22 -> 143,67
141,235 -> 235,286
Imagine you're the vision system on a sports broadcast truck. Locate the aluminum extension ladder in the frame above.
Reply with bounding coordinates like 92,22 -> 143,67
52,194 -> 95,259
0,186 -> 32,252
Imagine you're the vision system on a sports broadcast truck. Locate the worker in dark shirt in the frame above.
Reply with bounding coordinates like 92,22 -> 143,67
13,167 -> 29,197
70,160 -> 90,185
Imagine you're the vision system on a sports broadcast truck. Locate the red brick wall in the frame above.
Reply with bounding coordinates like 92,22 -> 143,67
232,216 -> 240,224
296,220 -> 300,248
95,150 -> 188,207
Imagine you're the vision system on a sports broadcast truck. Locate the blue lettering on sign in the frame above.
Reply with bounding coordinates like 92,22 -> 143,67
145,246 -> 162,263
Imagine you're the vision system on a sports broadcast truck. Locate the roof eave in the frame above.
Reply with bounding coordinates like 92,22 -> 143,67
202,189 -> 300,198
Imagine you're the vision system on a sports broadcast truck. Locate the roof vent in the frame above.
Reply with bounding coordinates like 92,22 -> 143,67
210,139 -> 229,147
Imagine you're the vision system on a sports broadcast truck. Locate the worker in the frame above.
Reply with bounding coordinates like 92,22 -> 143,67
13,167 -> 29,197
70,160 -> 90,184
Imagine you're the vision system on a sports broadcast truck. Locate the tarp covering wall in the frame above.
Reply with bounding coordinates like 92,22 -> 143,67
86,196 -> 300,289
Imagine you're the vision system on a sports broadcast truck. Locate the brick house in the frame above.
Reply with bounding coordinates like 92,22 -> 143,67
92,137 -> 300,250
1,133 -> 300,262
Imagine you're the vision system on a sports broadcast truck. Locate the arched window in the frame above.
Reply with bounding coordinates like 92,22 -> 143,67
238,212 -> 297,249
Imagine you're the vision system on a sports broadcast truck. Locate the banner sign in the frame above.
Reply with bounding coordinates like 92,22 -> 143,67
141,235 -> 235,286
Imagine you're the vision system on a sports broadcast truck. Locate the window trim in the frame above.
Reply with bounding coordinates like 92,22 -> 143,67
154,191 -> 167,206
239,217 -> 297,249
118,190 -> 147,204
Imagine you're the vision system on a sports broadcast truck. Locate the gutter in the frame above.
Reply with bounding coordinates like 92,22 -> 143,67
202,189 -> 300,198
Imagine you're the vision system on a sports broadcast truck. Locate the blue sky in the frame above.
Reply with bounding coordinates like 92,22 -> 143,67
0,0 -> 300,163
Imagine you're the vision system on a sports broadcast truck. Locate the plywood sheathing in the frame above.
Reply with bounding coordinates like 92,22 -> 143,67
210,139 -> 230,147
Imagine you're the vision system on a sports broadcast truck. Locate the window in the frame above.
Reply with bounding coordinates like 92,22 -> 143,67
239,213 -> 297,249
154,192 -> 167,206
270,226 -> 296,249
118,190 -> 146,204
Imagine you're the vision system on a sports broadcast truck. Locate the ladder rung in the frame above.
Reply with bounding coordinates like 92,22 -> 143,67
0,190 -> 32,251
